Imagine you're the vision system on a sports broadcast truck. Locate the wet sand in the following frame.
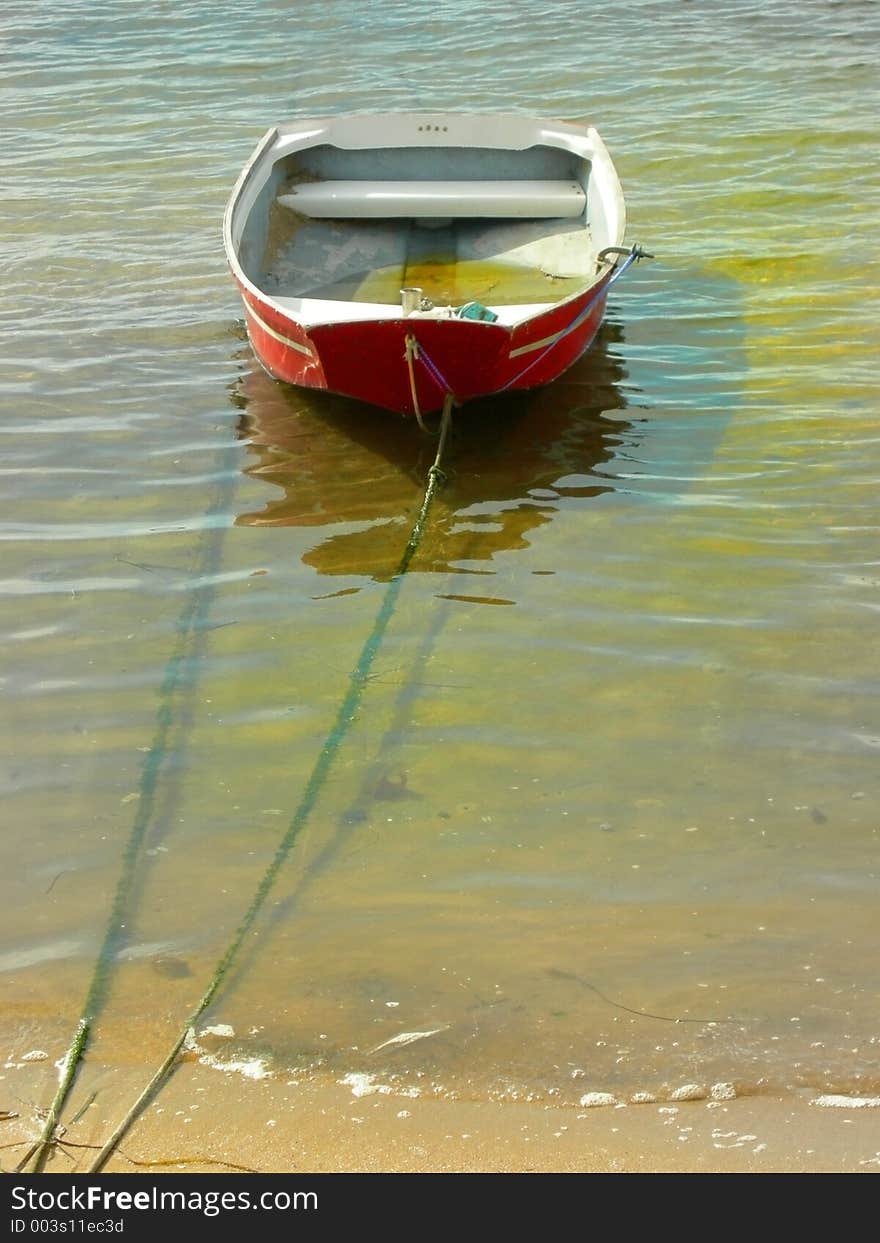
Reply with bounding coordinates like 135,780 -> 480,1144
5,1058 -> 880,1175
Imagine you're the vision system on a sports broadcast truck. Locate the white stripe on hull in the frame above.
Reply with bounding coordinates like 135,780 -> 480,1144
246,303 -> 316,358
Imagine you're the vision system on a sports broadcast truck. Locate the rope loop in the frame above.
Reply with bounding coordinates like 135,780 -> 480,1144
404,332 -> 458,431
404,334 -> 428,431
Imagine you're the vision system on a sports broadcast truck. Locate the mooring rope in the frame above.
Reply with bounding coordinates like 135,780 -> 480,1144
501,244 -> 650,392
403,334 -> 429,431
405,334 -> 458,430
15,445 -> 239,1175
82,392 -> 455,1173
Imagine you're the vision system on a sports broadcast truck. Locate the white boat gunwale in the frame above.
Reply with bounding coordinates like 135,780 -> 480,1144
224,112 -> 626,333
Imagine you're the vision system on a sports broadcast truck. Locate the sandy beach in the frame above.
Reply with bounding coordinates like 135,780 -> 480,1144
5,1054 -> 880,1176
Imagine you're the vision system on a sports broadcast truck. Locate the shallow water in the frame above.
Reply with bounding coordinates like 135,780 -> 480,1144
2,0 -> 879,1138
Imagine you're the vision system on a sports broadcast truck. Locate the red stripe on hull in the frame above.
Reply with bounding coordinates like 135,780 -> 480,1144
238,272 -> 612,417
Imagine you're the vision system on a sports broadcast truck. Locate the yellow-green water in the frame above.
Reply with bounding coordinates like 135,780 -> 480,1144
301,255 -> 585,307
1,0 -> 879,1158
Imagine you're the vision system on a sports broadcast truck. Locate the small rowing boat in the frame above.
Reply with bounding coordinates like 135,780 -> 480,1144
223,112 -> 649,419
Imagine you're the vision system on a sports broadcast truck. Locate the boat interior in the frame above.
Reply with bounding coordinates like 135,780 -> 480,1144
238,143 -> 605,318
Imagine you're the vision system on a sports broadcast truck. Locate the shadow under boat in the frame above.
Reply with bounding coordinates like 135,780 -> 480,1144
229,318 -> 639,580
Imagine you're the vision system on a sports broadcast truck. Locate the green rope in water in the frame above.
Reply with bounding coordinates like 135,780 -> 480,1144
84,393 -> 455,1173
17,449 -> 237,1175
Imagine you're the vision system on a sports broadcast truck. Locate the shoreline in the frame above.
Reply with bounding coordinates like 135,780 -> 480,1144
5,1060 -> 880,1176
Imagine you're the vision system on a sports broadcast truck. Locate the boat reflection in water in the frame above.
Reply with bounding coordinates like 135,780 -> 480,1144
232,318 -> 636,580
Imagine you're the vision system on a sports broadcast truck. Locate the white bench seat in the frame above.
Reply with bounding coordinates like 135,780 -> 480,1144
277,179 -> 586,220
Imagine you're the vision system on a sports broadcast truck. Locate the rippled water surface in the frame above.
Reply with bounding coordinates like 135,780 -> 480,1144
2,0 -> 879,1139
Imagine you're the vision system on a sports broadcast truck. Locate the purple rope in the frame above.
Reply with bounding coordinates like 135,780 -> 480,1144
415,339 -> 456,396
410,246 -> 647,401
501,247 -> 643,391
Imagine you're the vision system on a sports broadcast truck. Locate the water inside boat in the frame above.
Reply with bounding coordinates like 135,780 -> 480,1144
260,206 -> 592,307
249,139 -> 599,311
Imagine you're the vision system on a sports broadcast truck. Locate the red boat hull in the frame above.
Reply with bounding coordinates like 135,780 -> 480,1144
238,273 -> 613,417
